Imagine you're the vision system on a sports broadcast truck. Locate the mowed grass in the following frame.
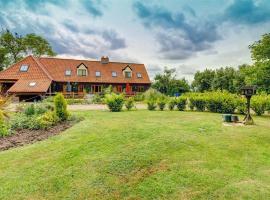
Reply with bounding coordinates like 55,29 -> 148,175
0,111 -> 270,200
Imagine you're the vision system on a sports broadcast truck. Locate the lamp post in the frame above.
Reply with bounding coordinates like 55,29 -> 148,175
241,86 -> 256,125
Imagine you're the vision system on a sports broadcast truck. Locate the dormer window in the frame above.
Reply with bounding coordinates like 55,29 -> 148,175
96,71 -> 101,77
20,65 -> 29,72
125,71 -> 131,78
137,73 -> 142,78
77,63 -> 88,76
65,69 -> 71,76
112,71 -> 117,77
78,69 -> 87,76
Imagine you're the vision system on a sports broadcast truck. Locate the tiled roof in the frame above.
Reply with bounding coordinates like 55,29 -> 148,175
0,56 -> 50,80
0,56 -> 151,84
8,79 -> 51,93
38,57 -> 151,84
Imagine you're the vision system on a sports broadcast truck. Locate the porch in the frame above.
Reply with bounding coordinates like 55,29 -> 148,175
48,82 -> 149,98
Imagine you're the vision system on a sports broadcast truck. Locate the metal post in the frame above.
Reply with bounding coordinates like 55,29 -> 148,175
243,96 -> 254,125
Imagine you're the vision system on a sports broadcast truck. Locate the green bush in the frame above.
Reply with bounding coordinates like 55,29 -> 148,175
134,93 -> 144,102
143,88 -> 161,102
10,113 -> 41,130
105,93 -> 124,112
251,95 -> 268,116
236,97 -> 246,114
157,95 -> 167,111
24,104 -> 35,116
144,88 -> 160,111
0,111 -> 9,137
147,99 -> 157,111
205,91 -> 238,113
168,97 -> 177,110
54,93 -> 69,121
189,96 -> 207,112
23,103 -> 50,116
37,111 -> 59,129
91,94 -> 104,104
125,97 -> 135,111
176,96 -> 187,111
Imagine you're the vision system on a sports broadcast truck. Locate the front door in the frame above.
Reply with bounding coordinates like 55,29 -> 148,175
78,84 -> 84,93
117,85 -> 122,93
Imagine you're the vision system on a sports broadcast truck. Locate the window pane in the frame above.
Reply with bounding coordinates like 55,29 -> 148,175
20,65 -> 29,72
125,71 -> 131,78
96,71 -> 101,77
137,73 -> 142,78
112,71 -> 117,77
65,70 -> 71,76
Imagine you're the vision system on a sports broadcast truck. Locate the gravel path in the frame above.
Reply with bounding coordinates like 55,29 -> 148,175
6,103 -> 147,112
68,103 -> 147,111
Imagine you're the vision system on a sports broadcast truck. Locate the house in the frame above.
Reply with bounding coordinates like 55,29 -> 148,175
0,55 -> 151,101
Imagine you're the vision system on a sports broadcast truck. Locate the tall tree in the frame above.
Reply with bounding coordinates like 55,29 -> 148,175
212,67 -> 237,93
152,68 -> 190,96
249,33 -> 270,62
248,33 -> 270,93
0,29 -> 56,70
23,33 -> 56,57
192,69 -> 215,92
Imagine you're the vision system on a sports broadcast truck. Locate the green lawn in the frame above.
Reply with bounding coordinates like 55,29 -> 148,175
0,111 -> 270,200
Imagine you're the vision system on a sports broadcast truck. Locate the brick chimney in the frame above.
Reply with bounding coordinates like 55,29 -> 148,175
101,56 -> 109,64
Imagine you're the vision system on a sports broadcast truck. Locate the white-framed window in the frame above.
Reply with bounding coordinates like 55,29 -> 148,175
125,71 -> 131,78
112,71 -> 117,77
29,82 -> 36,87
137,73 -> 142,78
65,69 -> 72,76
78,69 -> 87,76
20,65 -> 29,72
96,71 -> 101,77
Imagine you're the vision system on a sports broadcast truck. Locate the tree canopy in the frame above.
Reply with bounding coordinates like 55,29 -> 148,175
0,30 -> 56,70
152,68 -> 190,96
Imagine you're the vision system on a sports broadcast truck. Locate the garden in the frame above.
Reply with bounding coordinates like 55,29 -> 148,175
0,93 -> 80,150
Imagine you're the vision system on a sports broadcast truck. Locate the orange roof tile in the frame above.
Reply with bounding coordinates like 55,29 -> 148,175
0,56 -> 151,88
8,79 -> 51,93
38,57 -> 151,84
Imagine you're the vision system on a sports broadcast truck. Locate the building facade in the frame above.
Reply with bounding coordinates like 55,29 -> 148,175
0,56 -> 151,101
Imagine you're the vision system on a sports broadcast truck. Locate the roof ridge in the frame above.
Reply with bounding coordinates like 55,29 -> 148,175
31,56 -> 53,80
39,56 -> 144,65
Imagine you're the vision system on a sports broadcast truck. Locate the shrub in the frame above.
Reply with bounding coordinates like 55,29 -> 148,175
125,97 -> 135,111
189,96 -> 207,112
0,111 -> 9,137
24,104 -> 35,116
176,96 -> 187,111
168,97 -> 177,111
23,103 -> 49,116
144,88 -> 160,111
37,111 -> 59,129
147,99 -> 157,111
134,93 -> 144,102
54,93 -> 69,121
236,97 -> 246,114
105,93 -> 124,112
91,94 -> 104,104
10,113 -> 41,130
251,95 -> 268,116
205,91 -> 238,113
143,88 -> 161,102
157,95 -> 167,111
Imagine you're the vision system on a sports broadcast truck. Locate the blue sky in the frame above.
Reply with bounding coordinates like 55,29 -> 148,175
1,0 -> 270,80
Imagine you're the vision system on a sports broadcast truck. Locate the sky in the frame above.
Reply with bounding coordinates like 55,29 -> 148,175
1,0 -> 270,81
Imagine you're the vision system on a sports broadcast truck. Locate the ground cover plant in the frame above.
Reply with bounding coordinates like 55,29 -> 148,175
0,110 -> 270,199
